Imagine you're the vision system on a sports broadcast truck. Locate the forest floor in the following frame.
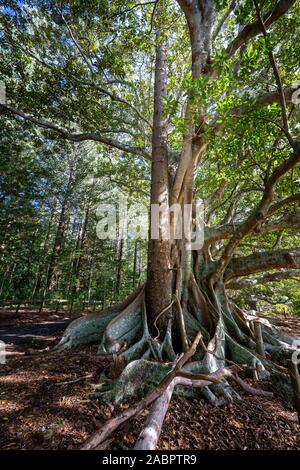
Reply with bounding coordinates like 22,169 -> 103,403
0,308 -> 299,450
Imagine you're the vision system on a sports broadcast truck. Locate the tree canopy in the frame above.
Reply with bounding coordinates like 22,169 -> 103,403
0,0 -> 299,309
0,0 -> 300,449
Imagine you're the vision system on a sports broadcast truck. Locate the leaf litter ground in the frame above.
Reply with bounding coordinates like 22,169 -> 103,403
0,308 -> 299,450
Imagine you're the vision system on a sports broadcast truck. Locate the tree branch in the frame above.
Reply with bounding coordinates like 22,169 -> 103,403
213,0 -> 237,41
257,213 -> 300,234
205,198 -> 300,243
252,0 -> 294,147
204,178 -> 227,207
267,193 -> 300,216
224,248 -> 300,281
227,0 -> 296,56
227,269 -> 300,288
2,24 -> 152,128
209,87 -> 298,133
212,142 -> 300,277
0,103 -> 151,160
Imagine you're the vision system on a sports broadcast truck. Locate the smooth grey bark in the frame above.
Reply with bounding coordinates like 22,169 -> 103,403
227,269 -> 300,289
225,248 -> 300,281
253,321 -> 265,358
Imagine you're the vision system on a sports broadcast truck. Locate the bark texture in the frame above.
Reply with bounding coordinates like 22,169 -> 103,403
146,15 -> 173,328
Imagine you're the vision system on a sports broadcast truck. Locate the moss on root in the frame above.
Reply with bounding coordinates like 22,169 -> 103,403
92,359 -> 173,404
54,286 -> 298,405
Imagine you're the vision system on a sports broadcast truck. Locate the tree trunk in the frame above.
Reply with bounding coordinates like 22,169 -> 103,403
31,202 -> 57,299
71,205 -> 90,296
46,167 -> 74,290
146,13 -> 173,328
114,234 -> 123,300
55,0 -> 300,425
132,240 -> 138,288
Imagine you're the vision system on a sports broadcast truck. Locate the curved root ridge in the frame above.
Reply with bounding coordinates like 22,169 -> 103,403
54,308 -> 120,351
55,287 -> 149,359
93,359 -> 173,404
98,288 -> 145,354
225,333 -> 269,379
54,281 -> 298,407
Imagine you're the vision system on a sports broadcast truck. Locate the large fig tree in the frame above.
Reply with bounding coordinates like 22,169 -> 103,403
1,0 -> 300,448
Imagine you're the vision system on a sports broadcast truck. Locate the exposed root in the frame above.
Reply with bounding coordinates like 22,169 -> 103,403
217,288 -> 254,348
54,288 -> 143,351
55,276 -> 298,430
183,309 -> 208,346
98,287 -> 145,354
160,319 -> 177,361
134,366 -> 273,450
81,332 -> 203,450
84,359 -> 272,450
58,278 -> 293,451
93,298 -> 179,402
93,359 -> 173,404
174,294 -> 189,352
189,273 -> 214,333
54,307 -> 120,351
229,301 -> 254,337
230,373 -> 273,398
182,318 -> 243,402
225,333 -> 269,379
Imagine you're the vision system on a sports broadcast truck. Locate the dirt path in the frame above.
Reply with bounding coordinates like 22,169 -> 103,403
0,320 -> 70,353
0,308 -> 83,354
0,309 -> 299,450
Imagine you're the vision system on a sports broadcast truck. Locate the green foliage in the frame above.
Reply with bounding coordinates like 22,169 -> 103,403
292,294 -> 300,314
0,115 -> 148,305
0,0 -> 299,309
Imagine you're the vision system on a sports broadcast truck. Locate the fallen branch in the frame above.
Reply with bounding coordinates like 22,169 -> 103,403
134,367 -> 230,450
134,379 -> 176,450
228,372 -> 273,398
81,332 -> 203,450
134,366 -> 272,450
288,360 -> 300,424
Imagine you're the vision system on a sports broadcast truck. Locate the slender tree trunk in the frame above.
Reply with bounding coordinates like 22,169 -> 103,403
146,12 -> 173,328
114,234 -> 123,299
68,205 -> 90,303
74,206 -> 89,292
132,240 -> 138,288
32,202 -> 57,299
5,263 -> 16,301
46,168 -> 74,290
0,264 -> 11,299
86,235 -> 96,309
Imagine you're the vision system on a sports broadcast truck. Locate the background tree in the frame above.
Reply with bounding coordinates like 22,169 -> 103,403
1,0 -> 300,439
